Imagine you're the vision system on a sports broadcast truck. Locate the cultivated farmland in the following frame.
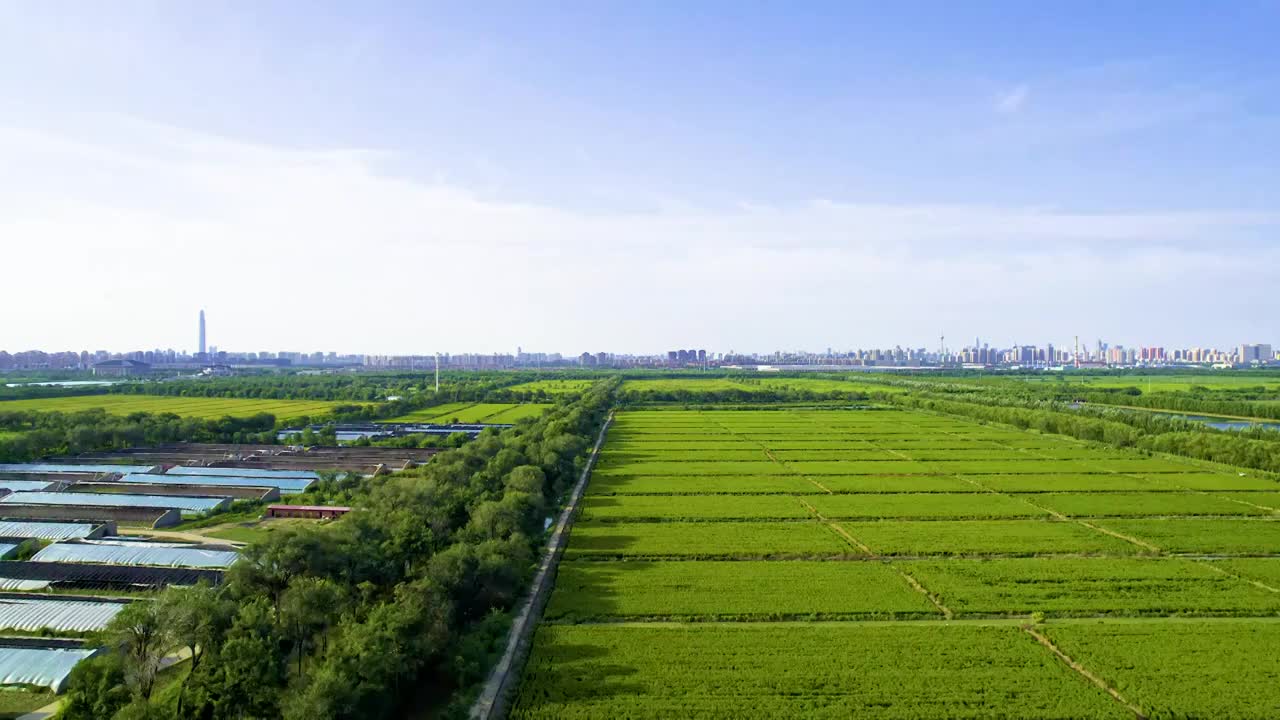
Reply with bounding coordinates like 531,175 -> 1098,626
512,407 -> 1280,718
380,402 -> 551,423
0,394 -> 351,420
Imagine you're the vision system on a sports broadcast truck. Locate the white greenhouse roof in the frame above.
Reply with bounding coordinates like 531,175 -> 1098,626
0,646 -> 100,692
32,542 -> 239,569
0,579 -> 51,591
141,471 -> 313,494
0,521 -> 99,541
0,545 -> 17,561
0,596 -> 127,633
0,463 -> 157,475
0,492 -> 227,516
0,480 -> 57,492
165,466 -> 320,480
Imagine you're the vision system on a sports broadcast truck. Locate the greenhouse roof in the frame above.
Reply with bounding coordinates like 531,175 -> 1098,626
32,541 -> 239,569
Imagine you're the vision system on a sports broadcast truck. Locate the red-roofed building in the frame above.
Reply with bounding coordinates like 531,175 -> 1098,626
266,504 -> 351,520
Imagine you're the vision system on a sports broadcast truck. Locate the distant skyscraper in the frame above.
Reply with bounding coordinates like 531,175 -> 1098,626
199,310 -> 207,356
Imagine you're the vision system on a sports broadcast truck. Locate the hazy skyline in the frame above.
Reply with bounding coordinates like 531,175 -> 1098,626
2,2 -> 1277,354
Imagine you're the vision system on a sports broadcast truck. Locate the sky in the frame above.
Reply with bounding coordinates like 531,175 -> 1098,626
1,1 -> 1277,355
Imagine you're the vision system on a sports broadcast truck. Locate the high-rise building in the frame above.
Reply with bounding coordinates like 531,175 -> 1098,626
198,310 -> 207,356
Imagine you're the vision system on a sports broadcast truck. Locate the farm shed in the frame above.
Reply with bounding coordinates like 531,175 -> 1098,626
32,540 -> 239,569
152,471 -> 313,494
0,520 -> 109,541
0,561 -> 223,589
266,504 -> 351,520
71,481 -> 279,502
0,503 -> 180,528
0,644 -> 101,693
0,463 -> 158,475
0,594 -> 129,633
0,491 -> 231,517
165,466 -> 319,480
0,479 -> 59,493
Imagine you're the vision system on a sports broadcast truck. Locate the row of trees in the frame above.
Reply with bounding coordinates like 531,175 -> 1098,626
0,409 -> 279,462
60,378 -> 618,719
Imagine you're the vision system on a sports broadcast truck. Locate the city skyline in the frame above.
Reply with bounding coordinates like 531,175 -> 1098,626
2,3 -> 1278,352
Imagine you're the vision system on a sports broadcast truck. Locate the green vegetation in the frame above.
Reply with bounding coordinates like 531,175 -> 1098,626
1045,621 -> 1280,718
380,401 -> 551,424
0,687 -> 55,717
512,623 -> 1128,719
0,394 -> 350,420
546,560 -> 939,620
517,399 -> 1280,718
57,379 -> 616,719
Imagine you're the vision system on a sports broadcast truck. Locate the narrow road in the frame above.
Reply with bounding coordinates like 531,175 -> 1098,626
468,411 -> 614,720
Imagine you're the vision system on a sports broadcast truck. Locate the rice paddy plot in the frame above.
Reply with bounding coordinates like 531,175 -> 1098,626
807,493 -> 1047,520
564,521 -> 856,559
903,558 -> 1280,617
0,394 -> 350,419
813,475 -> 979,493
1143,473 -> 1280,492
586,474 -> 822,495
593,460 -> 786,476
579,495 -> 811,522
545,560 -> 940,621
511,623 -> 1129,720
1211,558 -> 1280,589
1223,492 -> 1280,511
1029,492 -> 1268,518
966,474 -> 1170,493
379,401 -> 476,423
1095,518 -> 1280,554
601,449 -> 773,463
505,379 -> 596,395
482,404 -> 552,423
770,449 -> 913,461
1044,621 -> 1280,719
783,460 -> 936,475
839,519 -> 1146,557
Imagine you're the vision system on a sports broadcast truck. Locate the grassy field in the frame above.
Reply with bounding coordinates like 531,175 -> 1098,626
962,373 -> 1280,392
0,394 -> 351,419
619,376 -> 900,396
380,402 -> 551,423
506,379 -> 596,395
514,406 -> 1280,718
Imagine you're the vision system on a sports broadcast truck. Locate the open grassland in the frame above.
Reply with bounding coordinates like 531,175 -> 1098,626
619,376 -> 902,396
0,393 -> 350,419
516,405 -> 1280,718
970,373 -> 1280,392
380,401 -> 551,423
505,379 -> 597,395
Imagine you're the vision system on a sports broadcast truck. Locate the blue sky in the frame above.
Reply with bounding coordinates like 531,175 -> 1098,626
1,2 -> 1276,354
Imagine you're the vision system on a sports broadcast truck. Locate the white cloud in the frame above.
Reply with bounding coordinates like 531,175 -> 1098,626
0,117 -> 1275,354
995,84 -> 1030,113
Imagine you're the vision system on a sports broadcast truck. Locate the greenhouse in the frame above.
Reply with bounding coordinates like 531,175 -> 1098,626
0,463 -> 157,475
146,471 -> 314,494
0,520 -> 103,541
165,466 -> 320,480
0,491 -> 230,516
0,645 -> 100,692
32,541 -> 239,569
0,596 -> 128,633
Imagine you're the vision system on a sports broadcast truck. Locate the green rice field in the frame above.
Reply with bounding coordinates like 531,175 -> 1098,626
512,406 -> 1280,718
380,402 -> 551,423
505,379 -> 597,395
0,394 -> 351,419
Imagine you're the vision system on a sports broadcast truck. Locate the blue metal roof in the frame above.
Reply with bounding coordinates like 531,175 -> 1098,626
0,521 -> 99,541
0,491 -> 228,516
165,466 -> 320,480
0,480 -> 57,492
33,541 -> 238,569
140,472 -> 312,494
0,597 -> 127,633
0,646 -> 100,692
0,463 -> 158,475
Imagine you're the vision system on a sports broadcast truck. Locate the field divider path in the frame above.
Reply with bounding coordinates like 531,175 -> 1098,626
1197,561 -> 1280,594
469,410 -> 614,720
1022,625 -> 1148,720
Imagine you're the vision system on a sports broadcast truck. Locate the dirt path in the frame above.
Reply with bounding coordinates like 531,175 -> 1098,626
118,527 -> 246,547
